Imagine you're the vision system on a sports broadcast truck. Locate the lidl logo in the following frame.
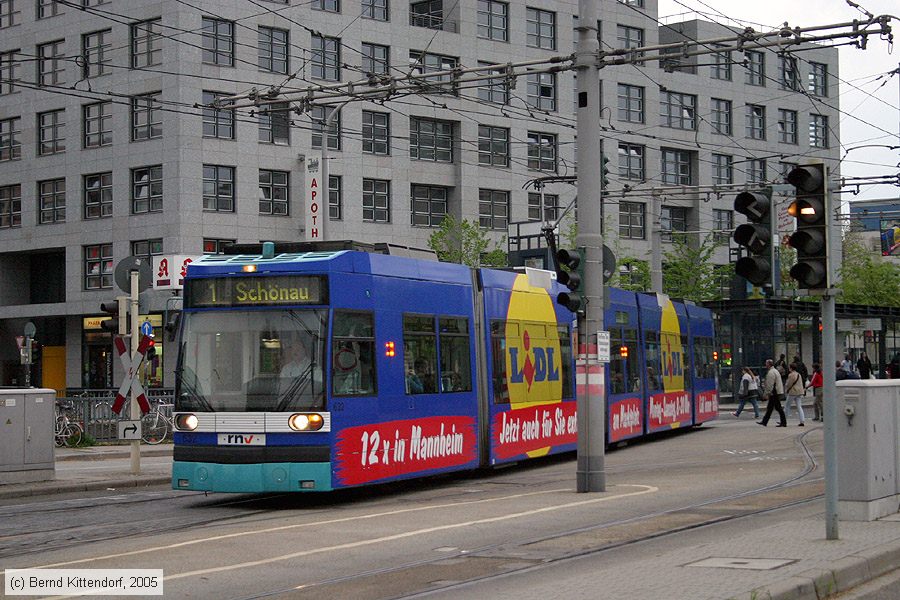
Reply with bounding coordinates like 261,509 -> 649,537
509,330 -> 560,390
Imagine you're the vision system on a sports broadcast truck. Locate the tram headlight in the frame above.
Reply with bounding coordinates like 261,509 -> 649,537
175,413 -> 199,431
289,413 -> 324,431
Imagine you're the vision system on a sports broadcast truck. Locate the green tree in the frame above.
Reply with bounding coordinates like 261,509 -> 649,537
611,257 -> 650,292
662,234 -> 727,302
838,231 -> 900,306
427,215 -> 507,268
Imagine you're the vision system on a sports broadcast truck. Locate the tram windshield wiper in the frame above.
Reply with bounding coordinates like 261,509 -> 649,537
176,366 -> 214,412
275,363 -> 314,412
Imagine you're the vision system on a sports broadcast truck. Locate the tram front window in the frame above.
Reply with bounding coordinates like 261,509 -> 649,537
176,309 -> 327,412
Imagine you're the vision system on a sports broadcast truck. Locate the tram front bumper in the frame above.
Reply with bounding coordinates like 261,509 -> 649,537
172,460 -> 333,492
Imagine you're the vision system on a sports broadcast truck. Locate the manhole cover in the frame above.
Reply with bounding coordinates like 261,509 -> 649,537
686,557 -> 796,570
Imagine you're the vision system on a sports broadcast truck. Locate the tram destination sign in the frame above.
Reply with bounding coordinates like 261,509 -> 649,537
186,275 -> 327,307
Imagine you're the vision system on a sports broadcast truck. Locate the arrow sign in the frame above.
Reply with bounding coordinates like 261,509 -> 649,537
111,335 -> 152,415
117,420 -> 142,440
124,423 -> 137,436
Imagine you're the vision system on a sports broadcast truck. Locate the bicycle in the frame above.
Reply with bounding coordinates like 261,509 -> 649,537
55,401 -> 84,447
141,402 -> 173,444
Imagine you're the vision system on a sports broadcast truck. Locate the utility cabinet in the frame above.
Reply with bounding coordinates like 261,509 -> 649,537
836,380 -> 900,521
0,388 -> 56,485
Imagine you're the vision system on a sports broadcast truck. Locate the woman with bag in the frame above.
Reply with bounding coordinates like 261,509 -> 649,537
806,363 -> 824,421
733,366 -> 760,419
784,363 -> 806,426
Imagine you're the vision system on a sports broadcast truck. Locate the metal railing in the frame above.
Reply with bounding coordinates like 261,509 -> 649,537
62,388 -> 175,443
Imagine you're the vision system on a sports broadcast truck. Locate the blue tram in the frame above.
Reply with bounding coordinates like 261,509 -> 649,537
171,246 -> 716,493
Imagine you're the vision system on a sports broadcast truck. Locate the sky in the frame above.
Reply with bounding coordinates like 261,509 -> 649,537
657,0 -> 900,205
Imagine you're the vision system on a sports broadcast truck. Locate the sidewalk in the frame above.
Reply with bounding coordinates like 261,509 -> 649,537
0,444 -> 173,500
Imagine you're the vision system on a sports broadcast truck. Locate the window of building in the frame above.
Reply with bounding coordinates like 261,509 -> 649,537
361,0 -> 388,21
526,71 -> 556,111
82,29 -> 112,78
710,98 -> 731,135
0,116 -> 20,161
617,84 -> 644,123
778,54 -> 800,91
38,109 -> 65,155
202,91 -> 234,139
38,178 -> 65,224
477,125 -> 509,167
83,243 -> 113,289
747,158 -> 766,184
409,50 -> 458,94
713,209 -> 733,244
259,169 -> 289,216
661,148 -> 692,185
619,201 -> 645,240
314,0 -> 339,12
410,116 -> 453,162
202,238 -> 235,254
131,165 -> 162,213
809,62 -> 828,97
711,46 -> 731,80
410,0 -> 445,30
745,104 -> 765,140
82,101 -> 112,148
527,131 -> 556,172
0,184 -> 21,228
38,40 -> 65,86
131,18 -> 162,68
527,192 -> 559,221
258,26 -> 288,74
777,108 -> 797,144
312,34 -> 340,81
712,153 -> 733,185
83,172 -> 112,219
616,24 -> 643,55
37,0 -> 62,19
258,102 -> 290,145
363,178 -> 390,223
660,206 -> 687,242
131,238 -> 163,258
410,184 -> 447,227
660,91 -> 696,130
477,62 -> 509,104
618,0 -> 643,5
202,17 -> 234,66
361,42 -> 389,76
202,165 -> 235,212
83,0 -> 110,6
0,0 -> 19,27
618,143 -> 644,180
809,114 -> 829,148
329,175 -> 342,220
362,110 -> 390,155
477,0 -> 508,41
778,161 -> 798,181
479,189 -> 509,230
1,50 -> 20,94
744,50 -> 764,86
526,7 -> 556,50
310,105 -> 342,150
130,92 -> 162,141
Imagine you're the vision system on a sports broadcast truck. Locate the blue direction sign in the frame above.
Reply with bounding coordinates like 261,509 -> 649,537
140,321 -> 153,336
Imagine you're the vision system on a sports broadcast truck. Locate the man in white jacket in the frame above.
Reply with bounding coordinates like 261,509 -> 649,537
758,359 -> 787,427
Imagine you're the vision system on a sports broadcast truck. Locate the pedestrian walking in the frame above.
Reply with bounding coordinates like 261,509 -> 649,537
840,353 -> 854,374
806,363 -> 823,421
791,355 -> 809,385
784,363 -> 806,426
774,354 -> 788,385
856,352 -> 873,380
732,366 -> 761,419
758,359 -> 787,427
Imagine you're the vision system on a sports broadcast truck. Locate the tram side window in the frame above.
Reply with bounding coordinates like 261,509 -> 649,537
439,317 -> 472,392
681,334 -> 692,388
491,319 -> 511,404
608,329 -> 626,395
644,331 -> 661,391
332,311 -> 376,396
624,328 -> 640,392
558,324 -> 573,399
403,314 -> 437,394
694,336 -> 714,379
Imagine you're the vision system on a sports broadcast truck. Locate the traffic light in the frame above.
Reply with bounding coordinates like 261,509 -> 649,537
145,337 -> 157,361
732,187 -> 774,288
556,247 -> 584,314
100,297 -> 128,335
786,163 -> 830,290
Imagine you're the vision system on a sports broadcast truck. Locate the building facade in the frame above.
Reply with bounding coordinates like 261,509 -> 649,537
0,0 -> 840,391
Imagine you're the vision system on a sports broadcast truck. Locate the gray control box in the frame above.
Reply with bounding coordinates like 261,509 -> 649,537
0,388 -> 56,485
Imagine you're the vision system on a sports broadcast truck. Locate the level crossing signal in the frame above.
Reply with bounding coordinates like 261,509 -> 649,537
99,298 -> 127,334
732,187 -> 774,289
786,164 -> 829,290
555,248 -> 585,314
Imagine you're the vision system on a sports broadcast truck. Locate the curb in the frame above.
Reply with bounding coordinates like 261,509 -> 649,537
0,476 -> 171,500
55,448 -> 173,462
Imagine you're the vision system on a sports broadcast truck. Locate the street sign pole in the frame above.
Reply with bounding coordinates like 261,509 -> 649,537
130,270 -> 141,475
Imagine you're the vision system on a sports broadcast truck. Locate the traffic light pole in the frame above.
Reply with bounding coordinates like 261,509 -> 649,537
574,0 -> 605,493
130,270 -> 141,475
822,291 -> 838,540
